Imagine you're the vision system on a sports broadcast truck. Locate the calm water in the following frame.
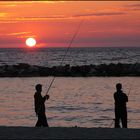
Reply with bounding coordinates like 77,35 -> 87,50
0,77 -> 140,128
0,47 -> 140,67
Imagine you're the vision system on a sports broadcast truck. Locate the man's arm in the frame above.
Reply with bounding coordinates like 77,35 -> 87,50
125,94 -> 128,102
114,93 -> 116,101
43,94 -> 49,102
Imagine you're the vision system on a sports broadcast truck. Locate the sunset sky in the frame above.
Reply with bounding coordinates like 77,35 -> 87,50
0,1 -> 140,48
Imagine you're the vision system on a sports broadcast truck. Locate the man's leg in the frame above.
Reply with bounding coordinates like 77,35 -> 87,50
121,111 -> 127,128
35,115 -> 42,127
41,113 -> 49,127
115,109 -> 120,128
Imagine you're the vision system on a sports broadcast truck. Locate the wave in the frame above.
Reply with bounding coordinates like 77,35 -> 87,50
0,63 -> 140,77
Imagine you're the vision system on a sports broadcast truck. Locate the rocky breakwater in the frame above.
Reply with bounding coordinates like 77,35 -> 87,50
0,63 -> 140,77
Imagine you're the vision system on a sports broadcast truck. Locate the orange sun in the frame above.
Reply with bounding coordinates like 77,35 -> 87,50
26,38 -> 36,47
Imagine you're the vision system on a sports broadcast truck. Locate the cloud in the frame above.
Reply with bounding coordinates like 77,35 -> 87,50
0,32 -> 36,41
127,7 -> 140,11
0,32 -> 33,38
125,3 -> 140,7
15,15 -> 66,20
0,4 -> 17,7
0,13 -> 8,18
0,11 -> 126,23
74,12 -> 126,17
0,37 -> 20,44
6,32 -> 32,36
0,15 -> 67,23
123,3 -> 140,11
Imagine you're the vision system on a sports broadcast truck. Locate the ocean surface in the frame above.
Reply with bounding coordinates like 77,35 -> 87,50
0,47 -> 140,67
0,77 -> 140,128
0,47 -> 140,128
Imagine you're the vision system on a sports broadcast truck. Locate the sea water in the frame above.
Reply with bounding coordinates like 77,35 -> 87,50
0,47 -> 140,128
0,47 -> 140,67
0,77 -> 140,128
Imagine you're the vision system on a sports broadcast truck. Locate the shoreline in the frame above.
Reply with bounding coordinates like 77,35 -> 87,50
0,126 -> 140,139
0,63 -> 140,77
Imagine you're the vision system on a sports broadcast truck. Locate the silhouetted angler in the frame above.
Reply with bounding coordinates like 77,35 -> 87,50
34,84 -> 49,127
114,83 -> 128,128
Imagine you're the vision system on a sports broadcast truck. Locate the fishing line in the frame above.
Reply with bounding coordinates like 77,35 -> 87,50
45,19 -> 84,96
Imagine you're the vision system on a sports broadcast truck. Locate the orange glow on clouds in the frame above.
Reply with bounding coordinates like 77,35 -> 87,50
0,1 -> 140,48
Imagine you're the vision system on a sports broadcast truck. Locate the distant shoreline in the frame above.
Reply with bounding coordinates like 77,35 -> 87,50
0,63 -> 140,77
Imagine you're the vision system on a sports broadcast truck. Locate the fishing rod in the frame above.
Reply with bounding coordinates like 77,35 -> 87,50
36,20 -> 84,115
45,19 -> 84,96
127,84 -> 132,97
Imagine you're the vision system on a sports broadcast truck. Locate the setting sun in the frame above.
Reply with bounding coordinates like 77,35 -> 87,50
26,38 -> 36,47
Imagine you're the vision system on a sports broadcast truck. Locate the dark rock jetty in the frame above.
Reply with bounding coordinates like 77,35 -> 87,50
0,63 -> 140,77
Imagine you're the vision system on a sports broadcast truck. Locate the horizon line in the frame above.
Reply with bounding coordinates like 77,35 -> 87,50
0,46 -> 140,49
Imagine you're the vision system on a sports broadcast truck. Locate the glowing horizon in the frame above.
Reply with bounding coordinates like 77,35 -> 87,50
0,1 -> 140,48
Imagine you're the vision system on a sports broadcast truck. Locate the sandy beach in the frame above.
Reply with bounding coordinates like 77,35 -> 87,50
0,126 -> 140,139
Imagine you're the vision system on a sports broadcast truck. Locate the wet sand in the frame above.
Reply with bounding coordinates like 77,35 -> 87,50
0,126 -> 140,139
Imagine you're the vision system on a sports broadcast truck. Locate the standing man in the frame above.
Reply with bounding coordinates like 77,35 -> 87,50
34,84 -> 49,127
114,83 -> 128,128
